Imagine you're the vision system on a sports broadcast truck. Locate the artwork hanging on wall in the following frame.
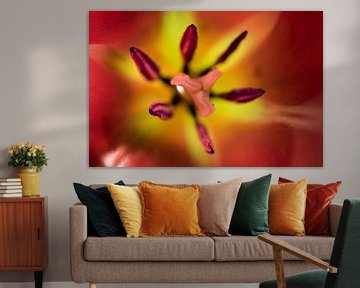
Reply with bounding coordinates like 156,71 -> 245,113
89,11 -> 323,167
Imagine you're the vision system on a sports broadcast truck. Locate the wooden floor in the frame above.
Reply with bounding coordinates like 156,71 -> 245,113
0,283 -> 259,288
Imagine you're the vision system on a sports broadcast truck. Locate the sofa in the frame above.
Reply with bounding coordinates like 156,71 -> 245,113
70,201 -> 342,287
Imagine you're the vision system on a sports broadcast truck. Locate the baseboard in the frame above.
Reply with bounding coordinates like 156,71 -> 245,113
0,282 -> 259,288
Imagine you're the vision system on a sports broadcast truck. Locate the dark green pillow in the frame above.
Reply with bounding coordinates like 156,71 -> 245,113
229,174 -> 272,236
73,181 -> 126,237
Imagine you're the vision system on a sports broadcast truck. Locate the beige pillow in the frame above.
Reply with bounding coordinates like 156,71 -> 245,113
198,178 -> 242,236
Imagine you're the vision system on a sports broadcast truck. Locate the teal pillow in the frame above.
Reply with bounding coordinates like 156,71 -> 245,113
229,174 -> 272,236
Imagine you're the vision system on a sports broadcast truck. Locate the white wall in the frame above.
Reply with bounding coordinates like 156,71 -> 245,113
0,0 -> 359,282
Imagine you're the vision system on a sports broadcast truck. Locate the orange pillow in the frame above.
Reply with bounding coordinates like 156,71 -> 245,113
269,179 -> 307,236
278,177 -> 341,235
138,181 -> 204,237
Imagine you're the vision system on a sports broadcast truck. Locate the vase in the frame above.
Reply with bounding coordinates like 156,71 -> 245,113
16,167 -> 40,197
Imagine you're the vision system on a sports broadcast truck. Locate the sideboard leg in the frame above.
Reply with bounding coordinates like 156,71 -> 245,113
90,283 -> 97,288
34,271 -> 43,288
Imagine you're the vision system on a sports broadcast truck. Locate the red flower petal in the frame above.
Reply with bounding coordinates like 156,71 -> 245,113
180,24 -> 198,64
129,47 -> 160,80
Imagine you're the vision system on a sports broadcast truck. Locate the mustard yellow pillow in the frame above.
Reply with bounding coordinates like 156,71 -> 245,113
107,183 -> 142,238
138,181 -> 204,237
269,179 -> 307,236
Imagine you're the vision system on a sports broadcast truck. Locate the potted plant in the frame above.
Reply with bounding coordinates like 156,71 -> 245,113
8,143 -> 48,197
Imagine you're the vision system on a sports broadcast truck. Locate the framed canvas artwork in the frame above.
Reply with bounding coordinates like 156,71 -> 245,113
89,11 -> 323,167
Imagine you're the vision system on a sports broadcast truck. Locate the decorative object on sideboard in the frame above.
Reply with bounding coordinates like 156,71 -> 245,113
8,143 -> 48,197
0,178 -> 22,197
16,167 -> 40,197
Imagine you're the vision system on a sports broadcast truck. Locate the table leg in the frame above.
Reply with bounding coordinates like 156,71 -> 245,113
34,271 -> 43,288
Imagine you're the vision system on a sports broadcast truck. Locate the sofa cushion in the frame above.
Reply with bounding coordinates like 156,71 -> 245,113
212,236 -> 334,261
199,178 -> 242,236
84,236 -> 214,261
269,179 -> 307,236
73,181 -> 126,237
139,181 -> 203,237
279,177 -> 341,236
229,174 -> 271,236
107,184 -> 142,238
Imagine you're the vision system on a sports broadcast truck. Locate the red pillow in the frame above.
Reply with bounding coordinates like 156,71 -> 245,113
278,177 -> 341,236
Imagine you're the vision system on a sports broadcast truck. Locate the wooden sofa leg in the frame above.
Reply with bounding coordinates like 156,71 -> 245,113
89,283 -> 97,288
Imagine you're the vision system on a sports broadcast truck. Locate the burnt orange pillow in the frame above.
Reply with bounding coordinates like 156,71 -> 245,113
138,181 -> 204,237
279,177 -> 341,235
269,179 -> 307,236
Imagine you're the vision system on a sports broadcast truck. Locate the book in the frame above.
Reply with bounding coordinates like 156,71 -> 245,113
0,193 -> 22,198
0,186 -> 22,190
0,178 -> 21,182
0,182 -> 22,186
0,189 -> 22,193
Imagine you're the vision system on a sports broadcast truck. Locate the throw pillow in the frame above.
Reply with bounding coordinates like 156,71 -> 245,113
279,177 -> 341,235
73,181 -> 126,237
107,183 -> 142,238
138,181 -> 203,237
199,178 -> 242,236
269,179 -> 307,236
229,174 -> 272,236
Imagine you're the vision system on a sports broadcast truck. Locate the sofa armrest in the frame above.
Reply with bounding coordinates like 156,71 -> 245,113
69,203 -> 88,283
329,203 -> 342,237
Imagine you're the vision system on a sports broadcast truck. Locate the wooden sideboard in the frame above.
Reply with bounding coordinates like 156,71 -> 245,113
0,197 -> 47,288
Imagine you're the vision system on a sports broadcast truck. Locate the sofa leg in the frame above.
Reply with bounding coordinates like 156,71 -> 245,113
89,283 -> 96,288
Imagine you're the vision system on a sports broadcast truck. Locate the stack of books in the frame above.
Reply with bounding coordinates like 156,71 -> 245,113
0,178 -> 22,197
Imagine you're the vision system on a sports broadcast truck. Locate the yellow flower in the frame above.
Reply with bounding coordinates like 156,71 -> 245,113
8,142 -> 48,171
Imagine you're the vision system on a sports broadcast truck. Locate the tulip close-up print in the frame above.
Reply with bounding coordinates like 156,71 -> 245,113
89,11 -> 323,167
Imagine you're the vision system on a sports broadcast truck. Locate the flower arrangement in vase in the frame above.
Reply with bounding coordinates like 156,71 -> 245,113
8,143 -> 48,197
